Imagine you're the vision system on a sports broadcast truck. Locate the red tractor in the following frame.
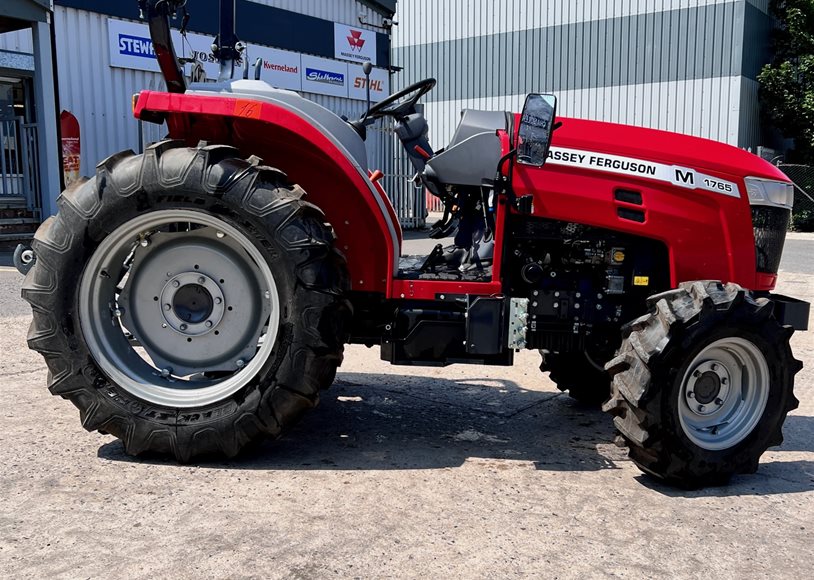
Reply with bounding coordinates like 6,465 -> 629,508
19,0 -> 809,488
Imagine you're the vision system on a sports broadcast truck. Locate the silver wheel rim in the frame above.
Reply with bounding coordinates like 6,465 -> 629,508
79,209 -> 280,408
677,337 -> 770,451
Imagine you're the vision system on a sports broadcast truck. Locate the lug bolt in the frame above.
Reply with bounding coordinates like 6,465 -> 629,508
711,363 -> 718,371
721,378 -> 728,385
172,280 -> 180,288
113,308 -> 123,317
235,359 -> 245,368
698,404 -> 706,412
533,301 -> 538,307
715,398 -> 724,406
597,293 -> 604,299
554,292 -> 560,297
198,277 -> 205,285
687,391 -> 695,399
205,321 -> 213,328
140,238 -> 150,247
215,297 -> 222,305
180,323 -> 188,331
160,368 -> 171,378
164,304 -> 171,311
596,304 -> 602,310
216,231 -> 225,239
576,292 -> 581,298
264,291 -> 271,299
533,290 -> 539,297
693,370 -> 701,378
552,302 -> 558,308
162,323 -> 168,328
574,303 -> 580,309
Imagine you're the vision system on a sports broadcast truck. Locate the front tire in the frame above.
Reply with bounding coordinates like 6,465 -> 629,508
541,351 -> 611,406
603,281 -> 802,488
22,141 -> 351,461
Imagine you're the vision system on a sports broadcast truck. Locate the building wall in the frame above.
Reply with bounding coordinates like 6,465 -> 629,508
392,0 -> 773,152
0,1 -> 393,182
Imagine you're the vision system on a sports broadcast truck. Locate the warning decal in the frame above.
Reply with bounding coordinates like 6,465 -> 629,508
545,146 -> 741,198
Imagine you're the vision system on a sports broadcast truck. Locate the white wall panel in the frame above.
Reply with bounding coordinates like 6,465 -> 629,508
247,0 -> 386,29
394,0 -> 769,151
0,28 -> 35,53
393,0 -> 760,47
420,75 -> 745,153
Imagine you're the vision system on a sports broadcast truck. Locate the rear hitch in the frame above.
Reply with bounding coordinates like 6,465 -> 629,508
13,243 -> 36,275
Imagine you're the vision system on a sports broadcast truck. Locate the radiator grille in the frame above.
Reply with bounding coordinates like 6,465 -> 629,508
751,206 -> 790,274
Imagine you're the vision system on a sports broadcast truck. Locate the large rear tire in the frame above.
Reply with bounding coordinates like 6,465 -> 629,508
603,281 -> 802,488
22,141 -> 351,461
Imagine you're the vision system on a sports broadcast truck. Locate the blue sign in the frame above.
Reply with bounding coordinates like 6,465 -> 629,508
305,68 -> 344,86
118,33 -> 155,58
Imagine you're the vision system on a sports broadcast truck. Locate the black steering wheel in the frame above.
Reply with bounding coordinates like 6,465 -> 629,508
364,77 -> 437,120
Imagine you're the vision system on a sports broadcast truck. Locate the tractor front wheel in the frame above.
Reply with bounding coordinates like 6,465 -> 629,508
603,281 -> 802,488
22,141 -> 350,461
541,351 -> 611,406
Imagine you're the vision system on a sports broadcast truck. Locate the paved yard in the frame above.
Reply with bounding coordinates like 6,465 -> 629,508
0,236 -> 812,578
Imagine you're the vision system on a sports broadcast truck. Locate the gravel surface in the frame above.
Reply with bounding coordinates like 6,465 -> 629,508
0,244 -> 812,578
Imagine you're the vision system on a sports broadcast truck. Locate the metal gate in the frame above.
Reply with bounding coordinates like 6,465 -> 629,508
370,119 -> 428,229
0,116 -> 40,210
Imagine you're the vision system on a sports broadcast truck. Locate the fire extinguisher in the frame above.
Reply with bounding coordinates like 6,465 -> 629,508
60,110 -> 80,187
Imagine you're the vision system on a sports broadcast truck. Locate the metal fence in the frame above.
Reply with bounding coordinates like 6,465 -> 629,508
778,164 -> 814,232
0,117 -> 40,210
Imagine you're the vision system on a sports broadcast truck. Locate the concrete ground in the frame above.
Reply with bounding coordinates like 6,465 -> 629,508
0,234 -> 812,578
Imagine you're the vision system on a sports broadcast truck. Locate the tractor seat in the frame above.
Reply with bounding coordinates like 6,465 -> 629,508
423,108 -> 512,189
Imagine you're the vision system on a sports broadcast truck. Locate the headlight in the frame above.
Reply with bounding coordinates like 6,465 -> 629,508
745,177 -> 794,209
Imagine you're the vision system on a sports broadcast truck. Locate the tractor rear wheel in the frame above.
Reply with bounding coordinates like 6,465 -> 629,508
541,351 -> 611,406
603,281 -> 802,488
22,141 -> 350,461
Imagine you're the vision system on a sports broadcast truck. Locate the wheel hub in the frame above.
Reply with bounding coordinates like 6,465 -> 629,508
160,272 -> 224,336
684,360 -> 731,416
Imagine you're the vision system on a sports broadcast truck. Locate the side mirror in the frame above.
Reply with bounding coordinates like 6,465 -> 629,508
517,94 -> 557,167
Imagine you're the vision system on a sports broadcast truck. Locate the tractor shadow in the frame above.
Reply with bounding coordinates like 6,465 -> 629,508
97,372 -> 814,494
99,371 -> 623,473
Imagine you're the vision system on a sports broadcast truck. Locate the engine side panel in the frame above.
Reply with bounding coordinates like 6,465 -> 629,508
512,116 -> 771,291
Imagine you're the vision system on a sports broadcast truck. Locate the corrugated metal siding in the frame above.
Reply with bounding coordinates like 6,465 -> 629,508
392,0 -> 771,151
0,28 -> 35,53
393,0 -> 764,47
246,0 -> 386,28
53,7 -> 164,176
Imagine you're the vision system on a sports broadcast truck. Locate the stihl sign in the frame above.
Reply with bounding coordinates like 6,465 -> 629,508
354,77 -> 384,91
334,23 -> 377,65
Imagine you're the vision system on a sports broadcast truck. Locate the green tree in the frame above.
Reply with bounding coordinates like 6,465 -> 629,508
758,0 -> 814,163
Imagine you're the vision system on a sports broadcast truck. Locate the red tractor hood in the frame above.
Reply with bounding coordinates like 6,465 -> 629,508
549,117 -> 789,183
